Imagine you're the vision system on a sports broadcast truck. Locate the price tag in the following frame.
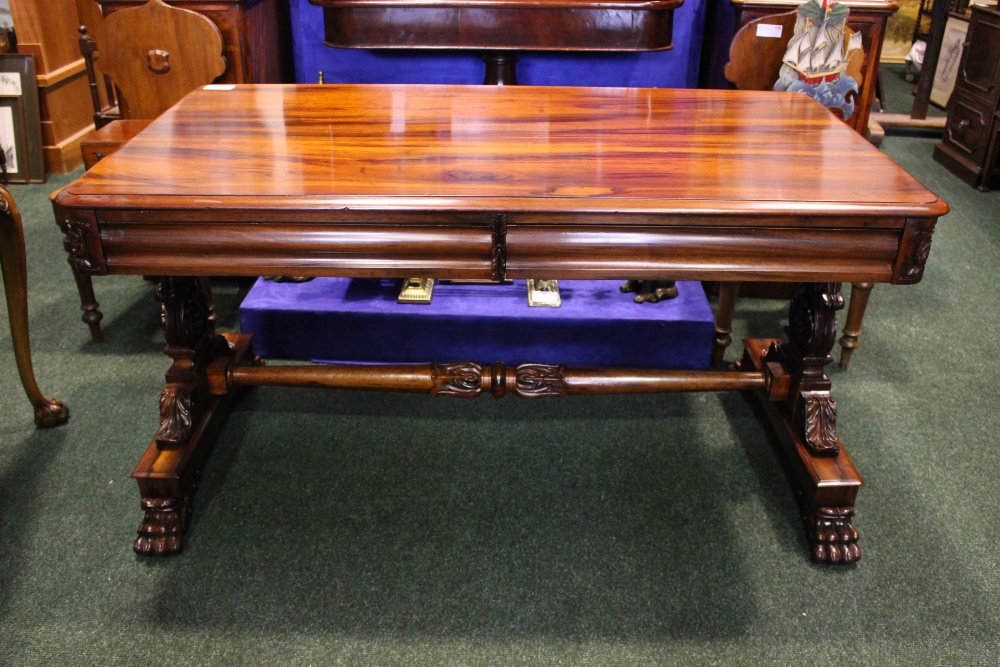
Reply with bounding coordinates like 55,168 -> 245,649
756,24 -> 784,39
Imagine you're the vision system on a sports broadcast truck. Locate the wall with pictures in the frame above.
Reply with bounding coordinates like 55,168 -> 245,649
289,0 -> 708,88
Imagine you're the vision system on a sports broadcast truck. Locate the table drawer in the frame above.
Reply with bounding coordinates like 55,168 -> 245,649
505,224 -> 901,283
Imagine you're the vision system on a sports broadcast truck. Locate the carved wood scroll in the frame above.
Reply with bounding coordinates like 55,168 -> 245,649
894,219 -> 936,283
56,210 -> 104,274
431,362 -> 568,399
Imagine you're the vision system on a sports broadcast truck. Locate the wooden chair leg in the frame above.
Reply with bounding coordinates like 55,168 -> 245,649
838,282 -> 873,369
0,187 -> 70,427
712,281 -> 740,366
72,268 -> 103,343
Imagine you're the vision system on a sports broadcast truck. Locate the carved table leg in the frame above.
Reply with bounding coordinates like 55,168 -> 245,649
838,282 -> 873,369
54,205 -> 105,343
740,283 -> 863,565
0,187 -> 69,427
712,281 -> 740,366
132,276 -> 256,556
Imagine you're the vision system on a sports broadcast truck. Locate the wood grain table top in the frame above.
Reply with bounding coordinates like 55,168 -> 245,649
56,84 -> 947,220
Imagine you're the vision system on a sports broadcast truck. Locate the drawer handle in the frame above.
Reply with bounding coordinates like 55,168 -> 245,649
958,119 -> 970,130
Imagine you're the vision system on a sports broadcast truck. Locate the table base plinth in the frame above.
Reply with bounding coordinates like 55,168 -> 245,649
132,333 -> 257,556
129,337 -> 861,564
742,338 -> 863,565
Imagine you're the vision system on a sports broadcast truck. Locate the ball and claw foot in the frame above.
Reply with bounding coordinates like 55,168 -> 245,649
619,280 -> 679,304
34,399 -> 69,427
808,507 -> 861,565
134,497 -> 190,556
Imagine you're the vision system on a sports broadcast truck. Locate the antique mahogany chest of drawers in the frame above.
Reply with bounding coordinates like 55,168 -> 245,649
934,4 -> 1000,190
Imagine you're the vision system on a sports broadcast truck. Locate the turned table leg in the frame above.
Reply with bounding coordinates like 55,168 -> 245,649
741,282 -> 863,565
482,51 -> 519,85
838,282 -> 873,369
71,269 -> 103,343
132,276 -> 256,555
712,282 -> 740,366
0,187 -> 69,427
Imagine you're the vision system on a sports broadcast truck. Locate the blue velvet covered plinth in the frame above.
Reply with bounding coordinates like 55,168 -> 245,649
239,278 -> 714,370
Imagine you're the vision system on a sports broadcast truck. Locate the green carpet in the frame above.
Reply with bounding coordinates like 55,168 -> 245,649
2,74 -> 998,664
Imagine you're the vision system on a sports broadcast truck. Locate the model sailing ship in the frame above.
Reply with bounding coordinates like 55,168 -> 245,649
774,0 -> 864,120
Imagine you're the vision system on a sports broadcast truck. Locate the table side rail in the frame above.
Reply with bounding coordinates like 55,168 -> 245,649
55,205 -> 937,285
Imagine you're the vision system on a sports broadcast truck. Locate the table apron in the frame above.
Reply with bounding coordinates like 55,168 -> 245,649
82,217 -> 917,284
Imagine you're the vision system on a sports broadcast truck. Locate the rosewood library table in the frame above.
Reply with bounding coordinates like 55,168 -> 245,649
51,84 -> 947,564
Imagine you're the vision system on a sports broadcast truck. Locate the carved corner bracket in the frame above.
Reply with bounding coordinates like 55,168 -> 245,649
56,211 -> 105,274
894,219 -> 936,284
491,212 -> 508,282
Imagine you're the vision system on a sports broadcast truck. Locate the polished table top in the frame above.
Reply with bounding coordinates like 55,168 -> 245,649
54,84 -> 947,283
61,84 -> 944,212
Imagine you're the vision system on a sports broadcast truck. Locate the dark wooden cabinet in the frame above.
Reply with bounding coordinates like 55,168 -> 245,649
934,5 -> 1000,190
700,0 -> 898,138
97,0 -> 294,84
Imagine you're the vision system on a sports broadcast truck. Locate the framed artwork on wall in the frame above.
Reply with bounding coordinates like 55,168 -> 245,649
930,15 -> 970,108
0,53 -> 44,183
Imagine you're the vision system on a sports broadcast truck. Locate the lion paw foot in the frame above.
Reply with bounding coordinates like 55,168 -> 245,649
134,497 -> 190,556
808,506 -> 860,565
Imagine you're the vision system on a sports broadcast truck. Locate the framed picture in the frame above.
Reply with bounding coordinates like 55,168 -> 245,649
930,16 -> 970,109
0,53 -> 44,183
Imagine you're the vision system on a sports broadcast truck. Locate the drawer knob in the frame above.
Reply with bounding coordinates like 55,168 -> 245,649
958,119 -> 971,130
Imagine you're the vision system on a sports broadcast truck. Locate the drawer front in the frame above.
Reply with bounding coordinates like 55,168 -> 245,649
943,92 -> 994,164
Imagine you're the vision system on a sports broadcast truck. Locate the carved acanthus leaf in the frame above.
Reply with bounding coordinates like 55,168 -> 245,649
515,363 -> 567,398
431,362 -> 484,398
491,212 -> 507,282
155,385 -> 194,448
802,391 -> 838,456
903,229 -> 934,280
59,216 -> 99,272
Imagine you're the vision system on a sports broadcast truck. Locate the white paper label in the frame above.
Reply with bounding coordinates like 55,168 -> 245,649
203,84 -> 236,91
756,24 -> 784,39
0,106 -> 18,172
0,71 -> 22,96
